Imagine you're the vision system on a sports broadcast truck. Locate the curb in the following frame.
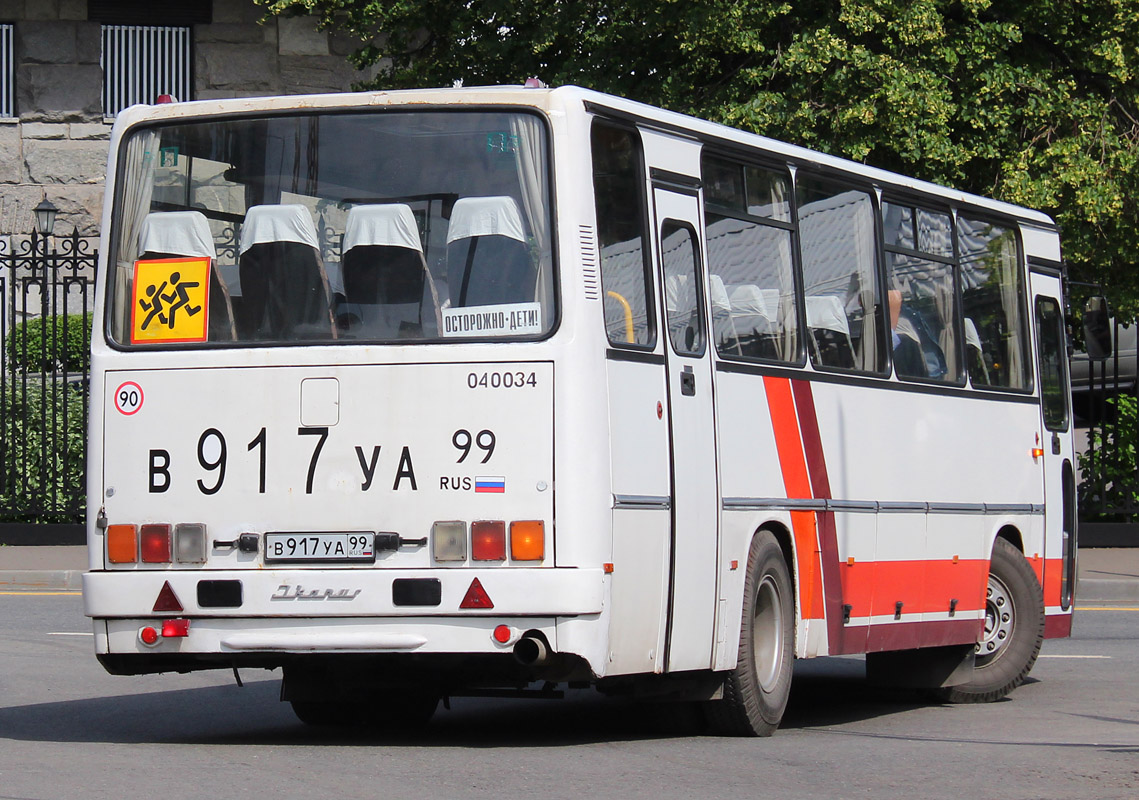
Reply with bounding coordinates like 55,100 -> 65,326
0,570 -> 84,591
1077,578 -> 1139,602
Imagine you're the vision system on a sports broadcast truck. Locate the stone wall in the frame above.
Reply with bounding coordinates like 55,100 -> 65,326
0,0 -> 372,238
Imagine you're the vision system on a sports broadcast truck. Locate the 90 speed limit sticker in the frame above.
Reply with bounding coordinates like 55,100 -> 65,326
114,381 -> 144,415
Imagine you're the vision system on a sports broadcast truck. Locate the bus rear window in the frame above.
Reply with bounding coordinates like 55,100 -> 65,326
106,110 -> 555,346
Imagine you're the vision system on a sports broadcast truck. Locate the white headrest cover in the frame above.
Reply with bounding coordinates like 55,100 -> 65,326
138,211 -> 215,259
964,317 -> 983,351
806,295 -> 850,335
446,196 -> 526,244
239,204 -> 320,254
729,284 -> 773,319
343,204 -> 422,253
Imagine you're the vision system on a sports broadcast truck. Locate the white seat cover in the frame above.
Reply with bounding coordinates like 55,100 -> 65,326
343,204 -> 422,253
446,196 -> 526,243
137,211 -> 215,258
239,204 -> 320,254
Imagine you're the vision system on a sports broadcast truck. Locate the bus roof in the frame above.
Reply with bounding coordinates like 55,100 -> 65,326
110,84 -> 1056,229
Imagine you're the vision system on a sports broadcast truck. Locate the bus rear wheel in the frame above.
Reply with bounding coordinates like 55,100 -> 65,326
935,537 -> 1044,703
705,530 -> 794,736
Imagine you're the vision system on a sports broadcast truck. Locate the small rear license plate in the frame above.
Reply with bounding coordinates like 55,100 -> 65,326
264,532 -> 375,563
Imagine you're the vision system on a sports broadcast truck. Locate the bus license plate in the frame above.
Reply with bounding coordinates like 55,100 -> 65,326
264,532 -> 375,563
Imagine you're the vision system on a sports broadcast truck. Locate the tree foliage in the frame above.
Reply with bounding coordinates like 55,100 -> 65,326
257,0 -> 1139,316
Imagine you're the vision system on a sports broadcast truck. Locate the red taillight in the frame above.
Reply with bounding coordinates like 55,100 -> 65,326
161,618 -> 190,638
139,626 -> 159,646
140,523 -> 172,563
471,521 -> 506,561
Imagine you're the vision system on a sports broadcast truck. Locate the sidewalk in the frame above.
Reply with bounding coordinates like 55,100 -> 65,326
1,545 -> 1137,601
0,545 -> 86,590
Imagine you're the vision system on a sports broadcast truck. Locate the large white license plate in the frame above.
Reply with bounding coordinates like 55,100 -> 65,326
264,532 -> 375,563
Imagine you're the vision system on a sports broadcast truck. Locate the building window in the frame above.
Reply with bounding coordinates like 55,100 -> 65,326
101,25 -> 191,117
0,23 -> 13,119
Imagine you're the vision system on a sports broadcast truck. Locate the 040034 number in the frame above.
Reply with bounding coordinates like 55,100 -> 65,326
467,371 -> 537,389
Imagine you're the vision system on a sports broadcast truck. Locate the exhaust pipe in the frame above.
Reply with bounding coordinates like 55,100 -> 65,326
512,634 -> 551,667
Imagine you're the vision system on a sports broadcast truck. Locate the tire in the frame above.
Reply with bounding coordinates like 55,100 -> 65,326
705,530 -> 794,736
935,537 -> 1044,703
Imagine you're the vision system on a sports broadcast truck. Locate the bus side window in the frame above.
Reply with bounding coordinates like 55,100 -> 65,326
702,155 -> 799,363
958,217 -> 1030,390
797,177 -> 887,374
591,121 -> 655,348
881,201 -> 960,383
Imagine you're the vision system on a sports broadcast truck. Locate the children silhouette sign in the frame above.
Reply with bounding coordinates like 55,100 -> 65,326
131,257 -> 211,344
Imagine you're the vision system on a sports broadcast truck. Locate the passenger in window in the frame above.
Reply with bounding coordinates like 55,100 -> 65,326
889,289 -> 927,378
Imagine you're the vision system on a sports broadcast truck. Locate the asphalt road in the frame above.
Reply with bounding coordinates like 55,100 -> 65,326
0,593 -> 1136,800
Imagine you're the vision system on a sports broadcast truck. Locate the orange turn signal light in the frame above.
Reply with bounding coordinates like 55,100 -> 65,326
107,524 -> 138,563
510,520 -> 545,561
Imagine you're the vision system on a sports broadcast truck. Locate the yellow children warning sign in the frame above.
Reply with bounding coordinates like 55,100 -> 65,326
131,257 -> 211,344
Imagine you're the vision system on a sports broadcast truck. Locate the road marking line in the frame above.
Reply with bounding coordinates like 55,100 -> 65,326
46,632 -> 93,637
1038,654 -> 1111,659
0,590 -> 81,596
1076,606 -> 1139,611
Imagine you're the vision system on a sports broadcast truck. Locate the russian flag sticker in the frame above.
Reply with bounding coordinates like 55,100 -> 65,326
475,476 -> 505,493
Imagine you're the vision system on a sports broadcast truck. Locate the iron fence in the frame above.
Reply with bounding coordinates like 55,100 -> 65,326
1074,317 -> 1139,527
0,229 -> 96,538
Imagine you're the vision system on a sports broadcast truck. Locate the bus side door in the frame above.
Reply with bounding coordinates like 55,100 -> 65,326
651,178 -> 720,672
1029,266 -> 1076,619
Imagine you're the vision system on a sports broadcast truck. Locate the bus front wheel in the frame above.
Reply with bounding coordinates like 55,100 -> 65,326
935,537 -> 1044,703
705,530 -> 794,736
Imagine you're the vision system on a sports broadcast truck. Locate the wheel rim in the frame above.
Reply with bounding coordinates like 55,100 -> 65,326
977,573 -> 1015,664
753,574 -> 784,691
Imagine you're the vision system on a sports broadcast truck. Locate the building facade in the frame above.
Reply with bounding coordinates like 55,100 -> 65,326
0,0 -> 371,238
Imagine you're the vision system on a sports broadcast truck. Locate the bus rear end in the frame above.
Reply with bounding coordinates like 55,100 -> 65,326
83,90 -> 599,724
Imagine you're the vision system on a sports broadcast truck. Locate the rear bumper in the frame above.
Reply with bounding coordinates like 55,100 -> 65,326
83,566 -> 603,619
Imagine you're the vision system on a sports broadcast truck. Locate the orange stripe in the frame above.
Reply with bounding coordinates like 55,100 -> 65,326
841,559 -> 989,617
1042,557 -> 1062,606
764,377 -> 824,619
763,377 -> 811,498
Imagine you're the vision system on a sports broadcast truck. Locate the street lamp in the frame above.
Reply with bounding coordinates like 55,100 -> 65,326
33,198 -> 57,237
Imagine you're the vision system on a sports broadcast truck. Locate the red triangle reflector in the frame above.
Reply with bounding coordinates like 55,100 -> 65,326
153,581 -> 184,613
459,577 -> 494,609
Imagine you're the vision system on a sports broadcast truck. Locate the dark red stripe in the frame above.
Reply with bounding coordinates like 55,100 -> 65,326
1044,614 -> 1072,639
862,618 -> 984,653
789,380 -> 846,653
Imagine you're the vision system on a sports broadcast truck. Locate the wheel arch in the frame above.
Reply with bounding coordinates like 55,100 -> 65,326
995,524 -> 1025,554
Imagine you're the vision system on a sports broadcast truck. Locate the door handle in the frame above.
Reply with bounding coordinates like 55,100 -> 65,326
680,366 -> 696,396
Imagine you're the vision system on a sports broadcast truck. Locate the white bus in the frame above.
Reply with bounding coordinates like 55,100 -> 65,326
84,85 -> 1076,735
